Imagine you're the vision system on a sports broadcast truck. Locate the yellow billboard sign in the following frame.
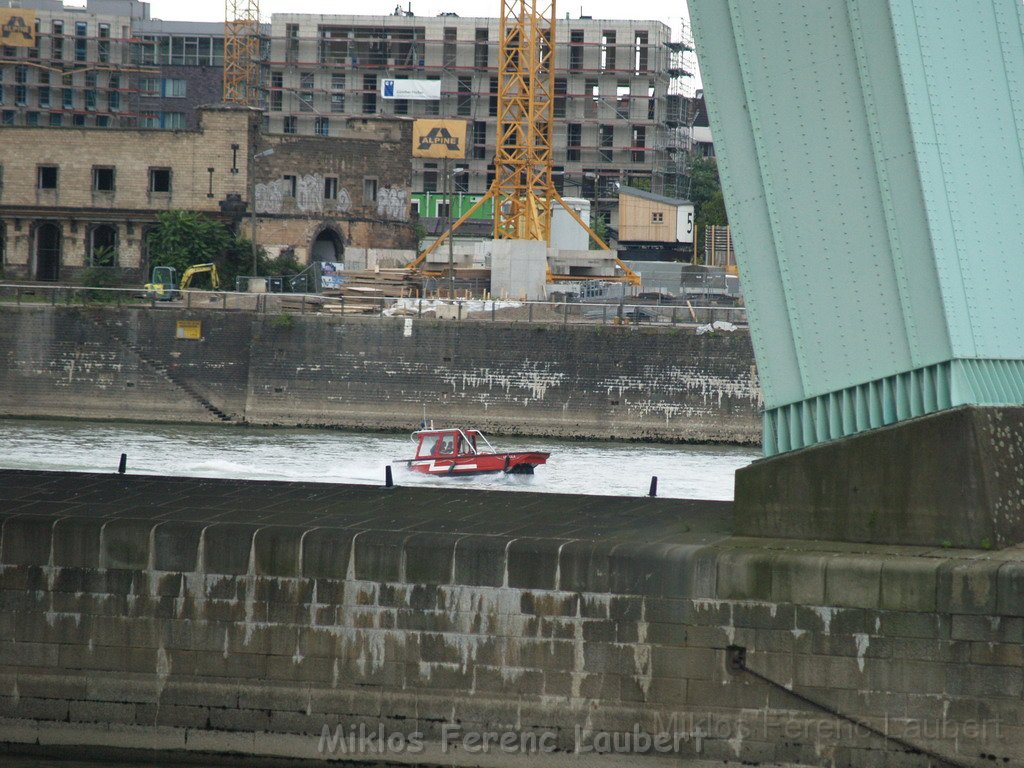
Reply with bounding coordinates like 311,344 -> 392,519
175,320 -> 202,340
0,10 -> 36,49
412,119 -> 467,159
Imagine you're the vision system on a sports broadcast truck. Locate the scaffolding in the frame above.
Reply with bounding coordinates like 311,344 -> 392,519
224,0 -> 260,105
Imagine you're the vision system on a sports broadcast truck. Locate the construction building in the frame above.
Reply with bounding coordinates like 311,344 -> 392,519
0,105 -> 415,282
0,0 -> 226,130
265,12 -> 693,233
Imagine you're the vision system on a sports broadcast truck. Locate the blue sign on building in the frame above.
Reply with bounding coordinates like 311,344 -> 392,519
383,80 -> 395,98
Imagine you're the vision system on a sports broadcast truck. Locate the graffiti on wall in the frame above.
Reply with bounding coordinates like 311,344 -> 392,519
377,187 -> 408,221
255,174 -> 353,216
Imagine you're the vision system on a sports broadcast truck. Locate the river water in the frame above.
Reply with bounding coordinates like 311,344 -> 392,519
0,418 -> 758,500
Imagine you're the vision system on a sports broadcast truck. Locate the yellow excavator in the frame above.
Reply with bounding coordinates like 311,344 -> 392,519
144,263 -> 221,301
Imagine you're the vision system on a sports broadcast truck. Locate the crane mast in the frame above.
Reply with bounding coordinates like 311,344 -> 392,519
494,0 -> 556,241
224,0 -> 261,106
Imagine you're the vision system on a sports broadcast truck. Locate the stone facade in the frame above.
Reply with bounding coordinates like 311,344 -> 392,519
0,469 -> 1020,766
0,305 -> 762,444
0,107 -> 414,283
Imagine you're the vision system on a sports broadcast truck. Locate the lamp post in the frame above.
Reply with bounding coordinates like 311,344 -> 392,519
250,148 -> 275,279
444,162 -> 466,298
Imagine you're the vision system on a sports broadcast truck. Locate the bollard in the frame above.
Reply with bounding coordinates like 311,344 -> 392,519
385,465 -> 394,488
648,476 -> 658,497
118,453 -> 127,475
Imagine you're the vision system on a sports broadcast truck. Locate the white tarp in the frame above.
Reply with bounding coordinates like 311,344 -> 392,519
381,79 -> 441,100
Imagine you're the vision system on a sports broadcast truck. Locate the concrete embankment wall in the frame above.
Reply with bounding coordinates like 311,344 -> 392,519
0,469 -> 1021,767
0,304 -> 761,443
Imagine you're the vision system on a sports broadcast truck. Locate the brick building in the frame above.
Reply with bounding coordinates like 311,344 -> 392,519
0,105 -> 414,282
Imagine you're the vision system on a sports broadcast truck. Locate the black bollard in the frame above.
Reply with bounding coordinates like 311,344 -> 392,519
118,453 -> 127,475
385,465 -> 394,488
648,476 -> 658,497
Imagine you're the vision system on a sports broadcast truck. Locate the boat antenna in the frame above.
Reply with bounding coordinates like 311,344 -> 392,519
420,405 -> 428,430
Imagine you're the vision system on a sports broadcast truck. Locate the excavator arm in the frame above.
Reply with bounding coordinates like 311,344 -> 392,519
180,263 -> 220,291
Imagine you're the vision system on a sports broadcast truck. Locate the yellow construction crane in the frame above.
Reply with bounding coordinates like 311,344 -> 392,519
224,0 -> 261,105
408,0 -> 639,285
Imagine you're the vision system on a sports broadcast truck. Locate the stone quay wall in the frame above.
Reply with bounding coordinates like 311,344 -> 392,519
0,304 -> 762,443
0,470 -> 1021,767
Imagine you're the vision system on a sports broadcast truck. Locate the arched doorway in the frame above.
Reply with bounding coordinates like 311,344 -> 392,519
88,224 -> 118,267
35,223 -> 61,282
311,227 -> 344,263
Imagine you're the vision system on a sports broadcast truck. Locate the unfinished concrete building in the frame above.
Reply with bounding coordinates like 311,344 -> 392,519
265,13 -> 691,233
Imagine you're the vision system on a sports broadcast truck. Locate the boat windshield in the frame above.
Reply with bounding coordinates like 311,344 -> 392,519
418,435 -> 440,458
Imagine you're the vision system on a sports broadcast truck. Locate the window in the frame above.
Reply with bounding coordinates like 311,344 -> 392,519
52,21 -> 64,61
75,22 -> 87,62
330,73 -> 344,113
423,167 -> 438,193
570,29 -> 584,70
271,71 -> 283,111
566,123 -> 581,162
63,88 -> 73,110
93,167 -> 115,192
488,77 -> 498,117
554,78 -> 567,119
283,175 -> 297,197
286,23 -> 299,62
38,166 -> 59,190
457,77 -> 472,116
164,79 -> 187,98
314,116 -> 329,135
283,116 -> 297,134
26,112 -> 39,127
72,114 -> 85,127
14,66 -> 27,106
38,87 -> 50,108
1,111 -> 14,126
410,200 -> 420,216
472,121 -> 487,160
299,71 -> 314,112
651,211 -> 663,223
600,125 -> 614,162
454,169 -> 469,194
436,200 -> 450,219
443,27 -> 457,67
108,75 -> 120,111
474,28 -> 488,68
96,115 -> 109,127
631,126 -> 647,163
140,78 -> 160,96
162,112 -> 185,129
601,31 -> 616,71
89,225 -> 118,267
324,177 -> 338,200
98,23 -> 110,63
363,177 -> 377,204
585,78 -> 599,118
634,31 -> 649,74
49,113 -> 62,127
393,99 -> 408,115
149,168 -> 172,193
362,74 -> 376,114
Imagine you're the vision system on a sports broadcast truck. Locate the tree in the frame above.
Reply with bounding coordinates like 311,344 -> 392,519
685,155 -> 725,221
145,211 -> 234,275
696,188 -> 728,230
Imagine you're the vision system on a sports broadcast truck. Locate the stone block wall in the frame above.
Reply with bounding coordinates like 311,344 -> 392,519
0,470 -> 1020,766
0,305 -> 762,443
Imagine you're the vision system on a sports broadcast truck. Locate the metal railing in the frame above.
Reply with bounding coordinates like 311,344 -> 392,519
0,283 -> 747,328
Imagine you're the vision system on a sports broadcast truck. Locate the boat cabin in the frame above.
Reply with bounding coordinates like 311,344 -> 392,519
413,429 -> 491,459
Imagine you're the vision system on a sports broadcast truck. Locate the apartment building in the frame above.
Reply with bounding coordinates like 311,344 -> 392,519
0,0 -> 224,130
266,12 -> 691,231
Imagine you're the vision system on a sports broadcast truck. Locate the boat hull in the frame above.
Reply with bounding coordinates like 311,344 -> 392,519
402,451 -> 549,477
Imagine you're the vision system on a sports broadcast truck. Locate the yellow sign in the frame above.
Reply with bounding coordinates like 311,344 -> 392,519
412,119 -> 467,159
0,10 -> 36,49
175,320 -> 202,340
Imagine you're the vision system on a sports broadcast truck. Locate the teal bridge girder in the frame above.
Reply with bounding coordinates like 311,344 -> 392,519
688,0 -> 1024,455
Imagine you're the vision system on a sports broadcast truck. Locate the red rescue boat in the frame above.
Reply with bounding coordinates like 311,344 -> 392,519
400,428 -> 549,476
